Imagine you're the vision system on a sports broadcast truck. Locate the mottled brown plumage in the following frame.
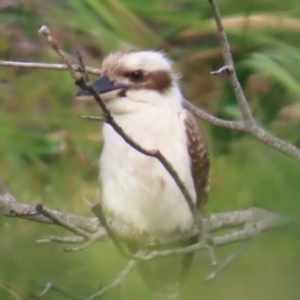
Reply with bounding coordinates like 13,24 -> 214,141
184,110 -> 210,210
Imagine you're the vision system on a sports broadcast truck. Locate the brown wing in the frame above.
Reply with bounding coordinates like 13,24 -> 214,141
183,109 -> 210,210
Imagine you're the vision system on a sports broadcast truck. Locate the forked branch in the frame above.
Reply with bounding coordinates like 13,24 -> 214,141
207,0 -> 300,163
0,185 -> 294,298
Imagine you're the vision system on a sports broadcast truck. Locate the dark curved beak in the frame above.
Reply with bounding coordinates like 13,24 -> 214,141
75,76 -> 127,101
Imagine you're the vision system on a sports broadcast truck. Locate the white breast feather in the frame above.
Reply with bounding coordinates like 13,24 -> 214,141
100,89 -> 196,240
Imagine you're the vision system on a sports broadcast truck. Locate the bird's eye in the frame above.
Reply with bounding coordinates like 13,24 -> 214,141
126,70 -> 144,82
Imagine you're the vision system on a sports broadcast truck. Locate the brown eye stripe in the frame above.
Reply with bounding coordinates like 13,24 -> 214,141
146,70 -> 172,93
123,70 -> 172,93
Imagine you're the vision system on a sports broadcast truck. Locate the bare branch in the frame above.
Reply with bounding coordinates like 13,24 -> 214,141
63,229 -> 107,252
208,0 -> 253,125
36,204 -> 91,239
0,280 -> 22,300
38,282 -> 81,300
0,182 -> 296,296
207,0 -> 300,163
38,282 -> 53,297
0,185 -> 290,243
205,207 -> 271,232
134,208 -> 290,261
183,99 -> 246,131
247,125 -> 300,163
210,66 -> 233,75
205,239 -> 255,281
0,60 -> 101,75
79,115 -> 104,121
0,188 -> 100,234
38,26 -> 81,81
37,236 -> 85,244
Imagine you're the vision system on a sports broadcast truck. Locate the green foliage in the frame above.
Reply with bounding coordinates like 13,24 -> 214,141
1,0 -> 300,299
244,50 -> 300,97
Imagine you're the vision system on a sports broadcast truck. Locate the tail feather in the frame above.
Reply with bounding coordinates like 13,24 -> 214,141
135,237 -> 197,300
138,255 -> 181,300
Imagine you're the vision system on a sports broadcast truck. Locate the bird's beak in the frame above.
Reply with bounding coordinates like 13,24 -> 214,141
75,76 -> 127,102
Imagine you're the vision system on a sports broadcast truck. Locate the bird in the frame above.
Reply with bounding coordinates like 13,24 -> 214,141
76,50 -> 210,300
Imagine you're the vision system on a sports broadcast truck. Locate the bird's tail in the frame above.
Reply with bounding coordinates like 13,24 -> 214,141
138,255 -> 181,300
136,237 -> 197,300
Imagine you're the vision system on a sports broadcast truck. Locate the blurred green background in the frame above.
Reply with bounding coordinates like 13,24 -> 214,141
1,0 -> 300,299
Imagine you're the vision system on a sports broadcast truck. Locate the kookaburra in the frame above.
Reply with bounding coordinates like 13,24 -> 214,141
76,51 -> 210,299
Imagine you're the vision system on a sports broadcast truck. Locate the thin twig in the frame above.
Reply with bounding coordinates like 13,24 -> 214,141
183,99 -> 246,131
64,229 -> 107,252
0,280 -> 22,300
79,115 -> 104,121
210,66 -> 233,75
36,204 -> 91,239
0,189 -> 100,233
134,213 -> 289,261
37,236 -> 85,244
91,203 -> 135,259
207,0 -> 300,163
38,282 -> 82,300
208,0 -> 253,125
85,260 -> 138,300
247,125 -> 300,163
38,26 -> 81,81
38,282 -> 53,297
205,208 -> 266,232
205,239 -> 255,282
0,60 -> 101,75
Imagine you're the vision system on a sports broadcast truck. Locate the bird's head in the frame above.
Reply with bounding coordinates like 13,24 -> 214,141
76,51 -> 181,114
